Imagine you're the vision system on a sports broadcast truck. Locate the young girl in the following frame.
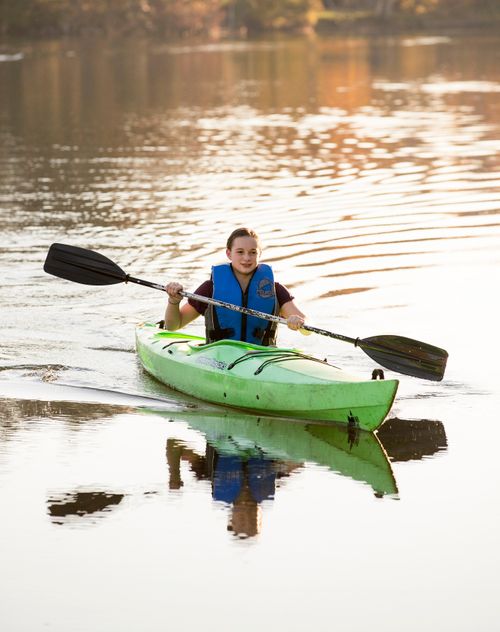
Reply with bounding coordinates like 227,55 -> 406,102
164,227 -> 305,346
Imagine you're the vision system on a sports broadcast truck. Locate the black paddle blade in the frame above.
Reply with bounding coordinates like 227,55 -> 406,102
44,243 -> 127,286
358,335 -> 448,382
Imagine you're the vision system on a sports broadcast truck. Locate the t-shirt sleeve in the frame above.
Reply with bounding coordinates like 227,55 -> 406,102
188,279 -> 213,315
275,282 -> 294,307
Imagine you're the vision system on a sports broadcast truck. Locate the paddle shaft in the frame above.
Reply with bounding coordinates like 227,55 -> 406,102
126,275 -> 357,345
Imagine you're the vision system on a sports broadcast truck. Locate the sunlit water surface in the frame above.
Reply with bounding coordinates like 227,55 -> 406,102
1,34 -> 499,631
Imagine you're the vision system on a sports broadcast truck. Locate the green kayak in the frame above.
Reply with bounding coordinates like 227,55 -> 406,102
135,323 -> 399,432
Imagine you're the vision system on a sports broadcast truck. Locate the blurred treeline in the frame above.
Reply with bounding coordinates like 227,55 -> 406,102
1,0 -> 498,38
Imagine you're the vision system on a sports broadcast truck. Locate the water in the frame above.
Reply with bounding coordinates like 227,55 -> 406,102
1,33 -> 500,631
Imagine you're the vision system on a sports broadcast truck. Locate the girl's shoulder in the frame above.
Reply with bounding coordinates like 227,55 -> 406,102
188,279 -> 213,315
275,281 -> 294,305
195,279 -> 213,296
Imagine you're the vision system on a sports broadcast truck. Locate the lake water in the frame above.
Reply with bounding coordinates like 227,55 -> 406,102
1,33 -> 500,631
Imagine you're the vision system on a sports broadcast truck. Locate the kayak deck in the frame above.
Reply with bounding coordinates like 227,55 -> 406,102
135,323 -> 399,432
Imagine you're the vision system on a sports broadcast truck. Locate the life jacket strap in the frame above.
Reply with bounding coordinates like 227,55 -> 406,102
207,327 -> 235,342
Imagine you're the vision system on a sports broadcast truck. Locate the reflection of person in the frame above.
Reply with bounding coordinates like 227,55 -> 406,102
164,227 -> 306,345
228,481 -> 261,538
212,454 -> 277,538
166,439 -> 298,538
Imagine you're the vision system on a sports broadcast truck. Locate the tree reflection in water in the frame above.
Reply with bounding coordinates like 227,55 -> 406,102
47,491 -> 124,525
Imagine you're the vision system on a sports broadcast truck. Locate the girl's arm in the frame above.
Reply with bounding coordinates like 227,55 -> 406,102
280,300 -> 306,331
164,282 -> 201,331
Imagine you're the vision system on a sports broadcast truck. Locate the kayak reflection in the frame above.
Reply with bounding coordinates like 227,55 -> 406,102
163,410 -> 399,496
160,410 -> 448,538
157,409 -> 399,538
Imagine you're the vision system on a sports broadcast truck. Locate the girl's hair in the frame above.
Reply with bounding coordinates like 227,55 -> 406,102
226,227 -> 261,250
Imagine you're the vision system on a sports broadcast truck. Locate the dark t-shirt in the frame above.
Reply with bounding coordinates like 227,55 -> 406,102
188,279 -> 294,316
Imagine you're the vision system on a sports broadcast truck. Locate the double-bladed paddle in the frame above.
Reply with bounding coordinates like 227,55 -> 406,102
43,243 -> 448,381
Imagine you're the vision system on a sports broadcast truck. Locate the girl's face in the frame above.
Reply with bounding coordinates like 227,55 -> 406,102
226,236 -> 261,276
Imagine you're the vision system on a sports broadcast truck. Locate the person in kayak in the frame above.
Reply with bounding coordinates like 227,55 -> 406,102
164,227 -> 306,345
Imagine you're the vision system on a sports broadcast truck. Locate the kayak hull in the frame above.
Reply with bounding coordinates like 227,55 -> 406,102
135,324 -> 398,432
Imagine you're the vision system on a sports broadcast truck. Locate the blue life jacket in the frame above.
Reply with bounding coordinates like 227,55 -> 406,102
205,263 -> 278,346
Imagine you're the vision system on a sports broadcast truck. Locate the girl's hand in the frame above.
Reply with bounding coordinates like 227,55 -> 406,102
165,282 -> 183,304
286,314 -> 305,331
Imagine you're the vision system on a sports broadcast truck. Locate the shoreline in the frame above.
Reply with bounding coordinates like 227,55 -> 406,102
1,12 -> 500,45
315,12 -> 500,36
